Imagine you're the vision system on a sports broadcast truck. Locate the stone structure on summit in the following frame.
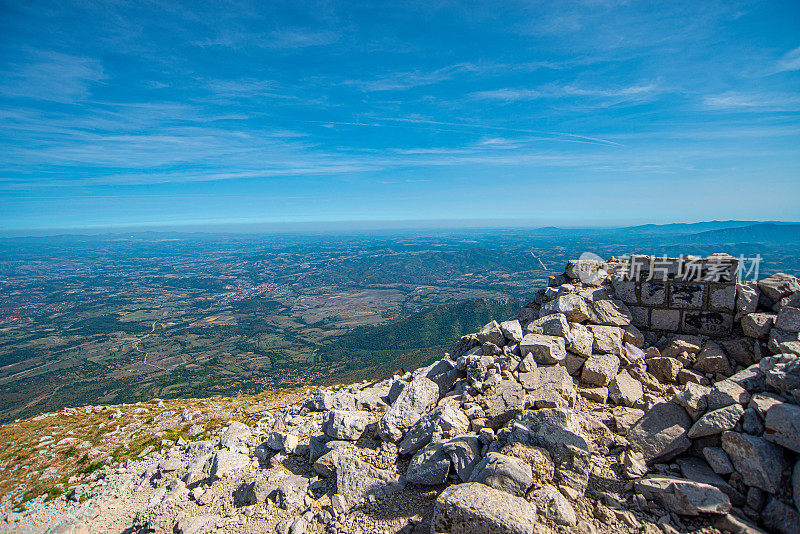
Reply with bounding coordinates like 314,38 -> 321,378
569,253 -> 741,336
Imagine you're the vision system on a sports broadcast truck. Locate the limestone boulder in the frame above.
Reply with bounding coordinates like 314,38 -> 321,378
687,404 -> 743,438
706,380 -> 750,411
274,474 -> 309,511
647,357 -> 683,383
524,314 -> 571,342
332,452 -> 405,509
608,370 -> 644,407
581,354 -> 621,387
219,421 -> 251,451
210,451 -> 250,480
478,320 -> 506,347
499,319 -> 523,342
398,405 -> 470,456
635,476 -> 731,516
432,483 -> 538,534
174,515 -> 220,534
628,402 -> 692,463
566,258 -> 605,284
590,298 -> 633,327
378,376 -> 439,442
531,484 -> 577,526
672,382 -> 710,420
568,322 -> 594,357
518,334 -> 566,365
761,354 -> 800,394
443,435 -> 483,482
612,406 -> 644,436
622,449 -> 647,479
722,337 -> 756,366
763,402 -> 800,453
541,294 -> 590,323
661,337 -> 701,358
702,447 -> 734,476
741,313 -> 776,339
323,410 -> 369,441
793,460 -> 800,513
468,452 -> 534,497
758,273 -> 800,303
482,380 -> 525,430
406,442 -> 450,485
308,388 -> 335,411
735,281 -> 759,321
267,431 -> 299,454
776,306 -> 800,333
694,341 -> 732,376
524,422 -> 592,497
762,497 -> 800,534
587,325 -> 623,355
721,432 -> 786,494
623,324 -> 645,347
520,365 -> 576,408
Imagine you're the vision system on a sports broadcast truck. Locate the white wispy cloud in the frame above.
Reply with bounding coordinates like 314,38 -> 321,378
469,88 -> 542,101
0,98 -> 319,183
557,83 -> 658,98
204,79 -> 276,95
313,117 -> 623,147
702,91 -> 800,111
514,1 -> 745,56
382,117 -> 624,147
774,45 -> 800,73
269,29 -> 339,48
195,28 -> 339,49
470,83 -> 659,103
344,64 -> 480,92
0,101 -> 635,188
341,59 -> 589,93
0,51 -> 105,103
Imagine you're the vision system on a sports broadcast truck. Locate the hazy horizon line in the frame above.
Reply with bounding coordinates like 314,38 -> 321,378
1,218 -> 797,239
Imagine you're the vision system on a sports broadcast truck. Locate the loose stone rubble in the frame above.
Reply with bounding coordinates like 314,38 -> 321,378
4,253 -> 800,534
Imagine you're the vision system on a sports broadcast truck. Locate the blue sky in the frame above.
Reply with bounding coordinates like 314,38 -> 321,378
1,0 -> 799,231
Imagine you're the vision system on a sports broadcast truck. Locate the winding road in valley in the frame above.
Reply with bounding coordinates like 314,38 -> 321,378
132,321 -> 168,372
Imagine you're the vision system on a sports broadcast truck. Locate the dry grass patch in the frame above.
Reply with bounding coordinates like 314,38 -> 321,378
0,388 -> 309,506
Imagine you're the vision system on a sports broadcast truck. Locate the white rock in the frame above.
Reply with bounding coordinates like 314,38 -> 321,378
519,334 -> 566,365
635,476 -> 731,516
432,482 -> 538,534
323,410 -> 369,441
210,451 -> 250,479
377,376 -> 439,442
581,354 -> 620,387
267,431 -> 299,454
499,320 -> 523,342
532,484 -> 577,526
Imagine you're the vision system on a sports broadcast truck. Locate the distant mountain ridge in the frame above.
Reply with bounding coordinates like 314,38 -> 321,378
680,222 -> 800,244
622,220 -> 764,235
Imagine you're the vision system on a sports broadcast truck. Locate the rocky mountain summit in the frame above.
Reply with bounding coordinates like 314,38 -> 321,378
3,253 -> 800,534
